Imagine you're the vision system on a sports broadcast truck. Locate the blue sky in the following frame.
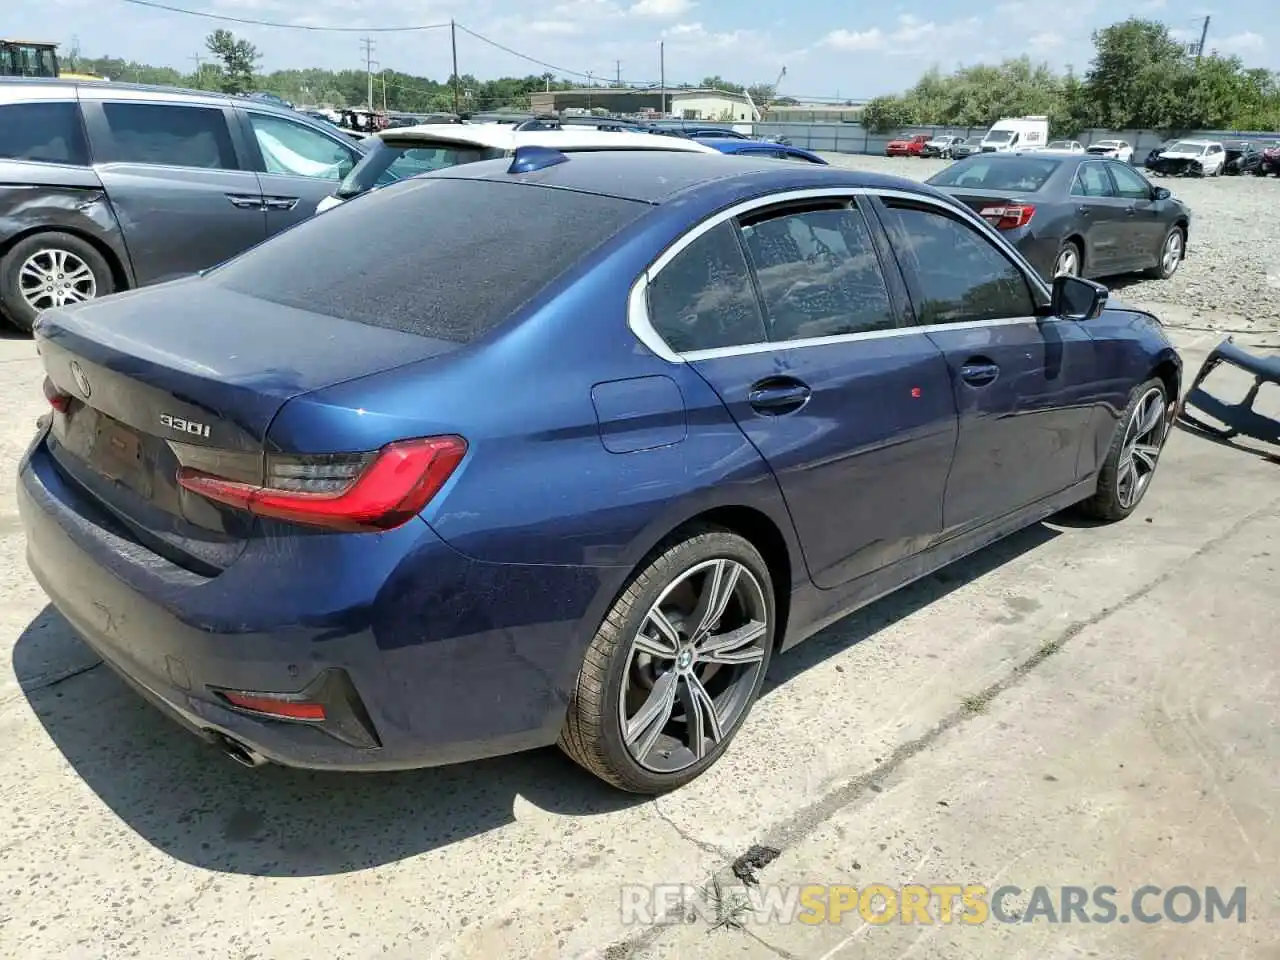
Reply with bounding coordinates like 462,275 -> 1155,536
13,0 -> 1274,98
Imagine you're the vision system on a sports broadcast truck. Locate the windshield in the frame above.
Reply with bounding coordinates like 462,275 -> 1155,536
983,129 -> 1016,144
1168,141 -> 1206,154
927,156 -> 1061,192
336,138 -> 505,198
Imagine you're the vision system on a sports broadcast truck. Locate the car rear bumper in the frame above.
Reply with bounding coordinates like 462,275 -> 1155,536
19,431 -> 604,771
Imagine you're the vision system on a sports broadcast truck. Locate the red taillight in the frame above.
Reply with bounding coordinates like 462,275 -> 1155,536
42,376 -> 71,412
220,691 -> 326,721
177,435 -> 467,532
979,204 -> 1036,230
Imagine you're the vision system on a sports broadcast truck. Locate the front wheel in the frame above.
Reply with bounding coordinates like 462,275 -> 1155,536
1077,378 -> 1169,522
559,528 -> 775,793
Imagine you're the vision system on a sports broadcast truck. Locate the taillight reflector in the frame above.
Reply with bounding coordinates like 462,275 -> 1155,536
42,376 -> 71,412
979,204 -> 1036,230
221,691 -> 327,721
177,435 -> 467,532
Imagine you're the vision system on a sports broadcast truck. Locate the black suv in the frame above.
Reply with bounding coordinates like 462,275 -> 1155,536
0,79 -> 369,330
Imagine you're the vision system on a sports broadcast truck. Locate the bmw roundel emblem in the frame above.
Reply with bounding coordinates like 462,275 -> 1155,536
69,361 -> 91,398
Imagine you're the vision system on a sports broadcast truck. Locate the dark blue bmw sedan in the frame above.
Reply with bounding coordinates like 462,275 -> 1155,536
20,149 -> 1180,793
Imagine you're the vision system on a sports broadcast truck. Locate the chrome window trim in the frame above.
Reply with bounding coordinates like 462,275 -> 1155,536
627,185 -> 1053,365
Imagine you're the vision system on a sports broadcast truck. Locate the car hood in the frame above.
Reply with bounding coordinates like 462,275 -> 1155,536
1159,150 -> 1205,160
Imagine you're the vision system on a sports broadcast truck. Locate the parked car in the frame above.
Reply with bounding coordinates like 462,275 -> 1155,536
694,137 -> 827,164
1085,140 -> 1134,163
921,135 -> 965,158
1223,141 -> 1262,176
1045,140 -> 1084,153
927,152 -> 1190,282
1148,139 -> 1226,177
0,78 -> 370,331
21,149 -> 1181,793
886,134 -> 932,157
950,139 -> 982,159
1261,141 -> 1280,176
1144,140 -> 1179,170
316,124 -> 718,212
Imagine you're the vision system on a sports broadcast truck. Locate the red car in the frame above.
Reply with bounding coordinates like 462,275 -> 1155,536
886,134 -> 932,157
1261,141 -> 1280,177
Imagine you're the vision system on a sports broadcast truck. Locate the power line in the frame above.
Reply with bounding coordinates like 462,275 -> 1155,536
112,0 -> 450,32
454,23 -> 655,86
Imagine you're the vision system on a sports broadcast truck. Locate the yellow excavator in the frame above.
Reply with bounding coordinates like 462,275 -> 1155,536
1,39 -> 105,80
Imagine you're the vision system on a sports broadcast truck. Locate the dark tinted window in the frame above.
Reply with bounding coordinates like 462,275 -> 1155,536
881,202 -> 1036,325
1072,162 -> 1114,197
927,156 -> 1060,191
1109,162 -> 1154,200
742,205 -> 894,341
98,102 -> 237,170
210,177 -> 647,342
647,221 -> 766,352
0,102 -> 88,165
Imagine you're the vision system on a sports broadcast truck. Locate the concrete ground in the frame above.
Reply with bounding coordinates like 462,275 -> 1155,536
0,315 -> 1277,959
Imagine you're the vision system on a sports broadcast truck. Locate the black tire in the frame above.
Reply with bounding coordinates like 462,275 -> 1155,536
1053,239 -> 1083,278
1077,378 -> 1169,522
559,527 -> 776,793
0,231 -> 115,333
1143,225 -> 1185,280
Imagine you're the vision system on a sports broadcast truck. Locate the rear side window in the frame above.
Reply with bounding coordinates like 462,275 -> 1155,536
209,177 -> 647,342
880,202 -> 1036,325
0,102 -> 89,166
741,205 -> 894,340
647,221 -> 767,352
98,102 -> 238,170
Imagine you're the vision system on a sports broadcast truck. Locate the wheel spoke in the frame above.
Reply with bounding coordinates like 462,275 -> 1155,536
52,250 -> 67,274
624,669 -> 678,759
1137,395 -> 1166,436
635,609 -> 681,659
689,559 -> 740,640
64,265 -> 93,284
1131,442 -> 1161,472
20,262 -> 47,283
61,288 -> 90,304
680,671 -> 723,758
696,620 -> 767,665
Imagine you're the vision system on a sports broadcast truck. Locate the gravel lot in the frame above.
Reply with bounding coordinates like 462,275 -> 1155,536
821,153 -> 1280,334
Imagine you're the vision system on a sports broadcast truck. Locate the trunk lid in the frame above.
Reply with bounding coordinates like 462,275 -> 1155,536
37,277 -> 460,572
934,187 -> 1033,216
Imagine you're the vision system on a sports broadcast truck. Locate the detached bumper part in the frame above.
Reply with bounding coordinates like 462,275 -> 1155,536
1178,337 -> 1280,446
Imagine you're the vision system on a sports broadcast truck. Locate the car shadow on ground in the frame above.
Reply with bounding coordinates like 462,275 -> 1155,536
14,520 -> 1060,878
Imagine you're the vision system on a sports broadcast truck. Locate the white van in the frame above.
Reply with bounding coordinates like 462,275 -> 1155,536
978,116 -> 1050,153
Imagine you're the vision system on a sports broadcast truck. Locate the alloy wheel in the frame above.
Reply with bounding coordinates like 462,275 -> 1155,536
18,248 -> 98,311
1054,246 -> 1080,277
1116,387 -> 1167,510
1161,231 -> 1183,276
619,558 -> 769,773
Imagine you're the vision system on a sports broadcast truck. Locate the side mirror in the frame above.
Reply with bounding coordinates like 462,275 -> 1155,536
1052,274 -> 1109,321
1153,186 -> 1172,200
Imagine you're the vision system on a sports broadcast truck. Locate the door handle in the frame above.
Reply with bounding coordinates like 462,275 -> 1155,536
264,196 -> 300,211
959,360 -> 1000,386
226,193 -> 263,209
1124,205 -> 1137,215
748,378 -> 812,415
1076,205 -> 1091,215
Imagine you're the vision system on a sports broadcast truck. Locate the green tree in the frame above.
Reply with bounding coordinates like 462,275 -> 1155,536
701,75 -> 745,93
205,29 -> 260,95
1081,19 -> 1188,129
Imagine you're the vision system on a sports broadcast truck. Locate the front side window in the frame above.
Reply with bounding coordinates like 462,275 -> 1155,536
1109,162 -> 1153,200
880,201 -> 1036,326
248,113 -> 356,180
647,221 -> 767,353
741,204 -> 894,341
0,102 -> 89,165
98,102 -> 237,170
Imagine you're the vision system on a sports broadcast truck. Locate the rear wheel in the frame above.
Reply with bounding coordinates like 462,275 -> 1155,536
0,231 -> 115,333
1144,226 -> 1184,280
559,528 -> 775,793
1078,378 -> 1169,522
1053,240 -> 1082,278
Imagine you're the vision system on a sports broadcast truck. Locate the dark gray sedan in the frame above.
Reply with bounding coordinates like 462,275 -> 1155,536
926,152 -> 1191,282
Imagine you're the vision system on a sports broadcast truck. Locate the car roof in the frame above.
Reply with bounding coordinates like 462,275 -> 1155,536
0,76 -> 312,124
375,122 -> 716,154
430,148 -> 942,206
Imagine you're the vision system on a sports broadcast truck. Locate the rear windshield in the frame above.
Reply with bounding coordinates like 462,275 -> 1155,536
337,138 -> 505,197
209,177 -> 647,342
926,156 -> 1061,192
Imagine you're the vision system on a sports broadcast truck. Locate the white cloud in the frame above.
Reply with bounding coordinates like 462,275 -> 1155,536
1138,0 -> 1166,10
820,14 -> 980,54
821,28 -> 887,51
628,0 -> 695,18
1028,31 -> 1063,51
665,21 -> 704,36
526,19 -> 582,35
1216,31 -> 1265,53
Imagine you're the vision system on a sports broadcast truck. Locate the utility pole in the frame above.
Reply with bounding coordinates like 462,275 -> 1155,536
1195,15 -> 1210,63
615,60 -> 621,86
189,52 -> 202,81
360,36 -> 377,109
381,72 -> 388,112
450,20 -> 460,115
659,42 -> 666,118
587,71 -> 593,110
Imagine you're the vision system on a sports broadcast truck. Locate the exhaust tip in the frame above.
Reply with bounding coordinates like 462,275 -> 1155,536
210,731 -> 268,768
